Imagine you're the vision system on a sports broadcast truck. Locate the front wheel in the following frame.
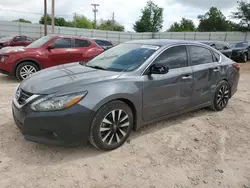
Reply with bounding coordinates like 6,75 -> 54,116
16,62 -> 39,80
89,101 -> 134,150
211,81 -> 230,111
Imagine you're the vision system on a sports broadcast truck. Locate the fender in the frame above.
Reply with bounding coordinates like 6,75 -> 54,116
13,58 -> 42,75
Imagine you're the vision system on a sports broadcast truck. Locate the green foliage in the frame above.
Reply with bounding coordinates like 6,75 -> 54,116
232,1 -> 250,31
168,18 -> 196,32
70,14 -> 93,29
133,0 -> 163,32
39,14 -> 93,29
98,20 -> 124,31
198,7 -> 232,31
13,18 -> 32,24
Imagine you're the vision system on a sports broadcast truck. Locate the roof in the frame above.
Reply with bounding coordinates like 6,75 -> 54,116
200,40 -> 229,45
46,34 -> 91,40
125,39 -> 207,46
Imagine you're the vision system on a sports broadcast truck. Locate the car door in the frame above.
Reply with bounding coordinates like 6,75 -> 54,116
70,39 -> 93,62
220,43 -> 232,58
142,45 -> 194,121
188,45 -> 221,107
47,37 -> 72,66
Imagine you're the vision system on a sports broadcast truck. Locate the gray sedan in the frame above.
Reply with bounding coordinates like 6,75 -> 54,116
12,40 -> 240,150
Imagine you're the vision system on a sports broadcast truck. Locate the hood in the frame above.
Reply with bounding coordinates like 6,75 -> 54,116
0,39 -> 11,43
232,47 -> 247,51
20,63 -> 121,94
0,46 -> 25,54
0,46 -> 39,54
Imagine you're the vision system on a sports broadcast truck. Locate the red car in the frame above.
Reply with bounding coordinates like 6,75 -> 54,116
0,35 -> 35,49
0,35 -> 104,80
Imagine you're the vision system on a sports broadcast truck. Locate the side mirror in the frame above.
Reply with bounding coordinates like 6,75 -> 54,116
47,43 -> 55,50
149,64 -> 169,75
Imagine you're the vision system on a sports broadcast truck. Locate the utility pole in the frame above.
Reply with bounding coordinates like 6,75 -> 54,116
44,0 -> 47,36
51,0 -> 55,34
91,4 -> 99,29
112,12 -> 115,31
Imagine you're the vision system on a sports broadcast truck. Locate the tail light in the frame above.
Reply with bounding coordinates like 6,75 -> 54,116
233,63 -> 240,72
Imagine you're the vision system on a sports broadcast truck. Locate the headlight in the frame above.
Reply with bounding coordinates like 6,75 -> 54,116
13,84 -> 20,97
30,92 -> 87,111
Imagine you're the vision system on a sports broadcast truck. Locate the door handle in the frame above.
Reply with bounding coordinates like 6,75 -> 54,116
182,75 -> 192,80
213,67 -> 220,72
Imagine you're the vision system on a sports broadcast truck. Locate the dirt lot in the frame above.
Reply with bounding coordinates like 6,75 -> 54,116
0,63 -> 250,188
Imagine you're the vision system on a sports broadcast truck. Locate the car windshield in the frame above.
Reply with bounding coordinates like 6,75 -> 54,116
232,42 -> 248,48
26,36 -> 53,48
85,43 -> 159,72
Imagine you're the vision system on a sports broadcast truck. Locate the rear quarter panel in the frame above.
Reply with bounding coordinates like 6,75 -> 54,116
219,56 -> 239,97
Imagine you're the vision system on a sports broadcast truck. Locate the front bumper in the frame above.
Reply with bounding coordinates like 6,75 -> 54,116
0,55 -> 16,74
12,101 -> 94,146
231,53 -> 244,61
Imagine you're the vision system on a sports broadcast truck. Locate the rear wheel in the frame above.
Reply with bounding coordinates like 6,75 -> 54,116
16,62 -> 39,80
89,101 -> 134,150
243,53 -> 248,63
211,80 -> 230,111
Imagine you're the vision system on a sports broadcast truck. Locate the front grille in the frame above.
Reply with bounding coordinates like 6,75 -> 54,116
232,51 -> 238,56
17,89 -> 33,105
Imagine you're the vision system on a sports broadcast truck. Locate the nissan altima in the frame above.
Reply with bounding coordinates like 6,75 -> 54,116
12,40 -> 240,150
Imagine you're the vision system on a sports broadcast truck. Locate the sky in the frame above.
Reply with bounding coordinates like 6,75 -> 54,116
0,0 -> 239,31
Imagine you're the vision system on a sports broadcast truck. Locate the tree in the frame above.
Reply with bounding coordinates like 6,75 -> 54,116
39,15 -> 52,25
168,18 -> 196,32
133,0 -> 163,32
198,7 -> 231,31
232,1 -> 250,30
70,14 -> 93,29
98,20 -> 124,31
13,18 -> 32,24
39,15 -> 70,27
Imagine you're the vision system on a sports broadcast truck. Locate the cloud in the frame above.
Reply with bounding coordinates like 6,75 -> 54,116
174,0 -> 238,9
0,0 -> 239,31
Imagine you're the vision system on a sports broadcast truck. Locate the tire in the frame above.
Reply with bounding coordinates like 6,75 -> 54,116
16,62 -> 39,80
89,100 -> 134,150
243,53 -> 247,63
210,80 -> 230,111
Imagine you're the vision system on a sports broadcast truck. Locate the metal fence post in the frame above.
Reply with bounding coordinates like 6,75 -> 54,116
130,33 -> 132,40
91,30 -> 94,37
170,33 -> 172,39
118,33 -> 121,44
106,31 -> 108,39
194,32 -> 197,40
75,29 -> 77,36
224,33 -> 228,42
244,32 -> 248,41
209,33 -> 211,40
184,32 -> 186,40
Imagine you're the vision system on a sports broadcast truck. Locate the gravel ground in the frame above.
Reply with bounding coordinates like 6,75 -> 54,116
0,63 -> 250,188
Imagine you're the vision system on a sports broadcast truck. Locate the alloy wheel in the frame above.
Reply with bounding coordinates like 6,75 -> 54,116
244,54 -> 247,62
20,65 -> 37,79
100,109 -> 130,145
216,85 -> 229,108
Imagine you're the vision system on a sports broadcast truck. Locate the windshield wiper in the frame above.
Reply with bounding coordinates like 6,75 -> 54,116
85,65 -> 107,70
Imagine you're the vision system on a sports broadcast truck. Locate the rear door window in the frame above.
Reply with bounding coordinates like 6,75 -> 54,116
189,46 -> 214,66
75,39 -> 90,48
